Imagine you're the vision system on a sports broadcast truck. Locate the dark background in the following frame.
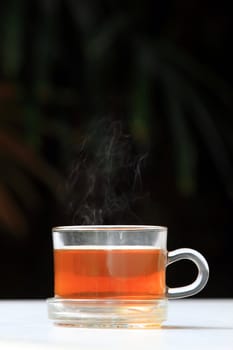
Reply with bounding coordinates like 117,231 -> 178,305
0,0 -> 233,298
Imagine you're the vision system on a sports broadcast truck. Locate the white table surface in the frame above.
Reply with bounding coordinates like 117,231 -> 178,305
0,300 -> 232,350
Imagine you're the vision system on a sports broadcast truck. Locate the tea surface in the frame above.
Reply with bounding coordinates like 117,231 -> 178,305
54,247 -> 166,299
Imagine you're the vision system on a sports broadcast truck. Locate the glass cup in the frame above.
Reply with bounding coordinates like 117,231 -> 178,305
47,225 -> 209,328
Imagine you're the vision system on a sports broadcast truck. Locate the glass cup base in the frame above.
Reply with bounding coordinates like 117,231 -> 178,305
47,298 -> 167,329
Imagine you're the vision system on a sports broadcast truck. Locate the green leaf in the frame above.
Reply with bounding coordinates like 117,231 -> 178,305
162,64 -> 233,199
1,0 -> 25,78
130,73 -> 150,146
158,41 -> 233,110
162,69 -> 197,195
23,102 -> 42,149
86,14 -> 128,61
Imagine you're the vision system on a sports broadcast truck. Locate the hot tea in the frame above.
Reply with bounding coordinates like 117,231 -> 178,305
48,226 -> 209,328
54,247 -> 166,299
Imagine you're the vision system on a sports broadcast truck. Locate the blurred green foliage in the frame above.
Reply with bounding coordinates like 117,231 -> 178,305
1,0 -> 233,234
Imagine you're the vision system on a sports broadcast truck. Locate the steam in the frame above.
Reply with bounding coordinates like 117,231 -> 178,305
66,119 -> 147,225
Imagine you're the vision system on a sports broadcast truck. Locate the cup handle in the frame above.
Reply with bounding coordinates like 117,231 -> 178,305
166,248 -> 209,299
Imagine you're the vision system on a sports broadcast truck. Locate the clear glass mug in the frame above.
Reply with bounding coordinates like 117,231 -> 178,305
47,225 -> 209,328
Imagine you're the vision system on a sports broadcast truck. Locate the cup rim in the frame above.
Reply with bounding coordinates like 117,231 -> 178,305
52,225 -> 167,232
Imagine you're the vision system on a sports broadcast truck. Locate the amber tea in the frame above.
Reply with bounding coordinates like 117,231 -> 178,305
48,226 -> 209,328
54,247 -> 166,299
